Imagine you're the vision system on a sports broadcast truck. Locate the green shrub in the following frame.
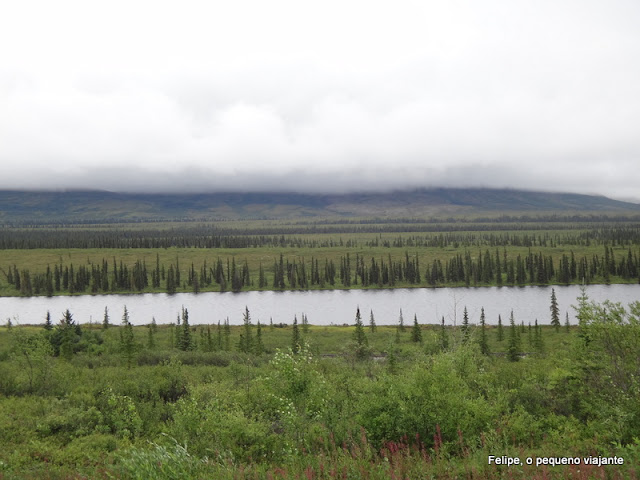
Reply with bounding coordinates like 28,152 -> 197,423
97,388 -> 143,439
112,437 -> 207,480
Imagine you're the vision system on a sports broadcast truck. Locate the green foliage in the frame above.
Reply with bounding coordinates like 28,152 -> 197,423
10,328 -> 54,394
550,288 -> 561,331
254,321 -> 264,355
47,309 -> 103,360
479,307 -> 489,354
439,316 -> 449,351
385,343 -> 399,374
534,319 -> 545,353
410,314 -> 422,343
398,308 -> 405,332
103,306 -> 110,329
1,298 -> 640,479
5,219 -> 640,297
44,310 -> 52,330
114,438 -> 208,480
177,307 -> 193,351
168,388 -> 273,462
351,307 -> 370,360
291,315 -> 300,354
237,306 -> 253,354
461,306 -> 470,344
258,344 -> 329,455
147,323 -> 156,350
98,387 -> 143,439
120,306 -> 138,368
572,299 -> 640,443
507,310 -> 520,362
357,347 -> 496,450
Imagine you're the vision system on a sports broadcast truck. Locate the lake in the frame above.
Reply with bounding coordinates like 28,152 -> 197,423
2,284 -> 639,327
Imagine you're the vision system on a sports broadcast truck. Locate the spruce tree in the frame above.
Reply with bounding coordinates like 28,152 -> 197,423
174,314 -> 183,350
497,314 -> 504,341
147,323 -> 155,350
45,266 -> 54,296
153,253 -> 161,288
550,288 -> 560,332
291,315 -> 301,354
564,311 -> 570,333
254,321 -> 264,355
102,306 -> 110,330
440,316 -> 449,351
166,265 -> 176,294
495,248 -> 503,286
461,306 -> 470,344
238,306 -> 253,353
219,273 -> 227,292
398,309 -> 405,332
59,309 -> 75,361
411,313 -> 423,343
179,307 -> 192,351
507,310 -> 520,362
120,306 -> 137,368
44,310 -> 53,331
352,307 -> 369,360
353,307 -> 367,346
479,307 -> 489,354
369,309 -> 376,333
224,317 -> 231,351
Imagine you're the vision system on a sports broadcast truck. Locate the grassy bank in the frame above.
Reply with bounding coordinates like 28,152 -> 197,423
1,297 -> 639,479
2,239 -> 640,297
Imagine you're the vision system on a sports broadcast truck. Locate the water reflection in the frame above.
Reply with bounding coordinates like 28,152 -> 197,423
2,284 -> 639,326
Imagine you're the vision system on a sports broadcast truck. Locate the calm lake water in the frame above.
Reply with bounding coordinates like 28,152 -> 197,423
2,284 -> 639,327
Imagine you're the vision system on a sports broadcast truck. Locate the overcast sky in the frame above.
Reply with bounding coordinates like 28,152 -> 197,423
2,0 -> 640,200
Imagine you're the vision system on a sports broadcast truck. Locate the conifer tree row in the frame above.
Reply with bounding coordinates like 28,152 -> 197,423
3,222 -> 640,249
5,244 -> 640,296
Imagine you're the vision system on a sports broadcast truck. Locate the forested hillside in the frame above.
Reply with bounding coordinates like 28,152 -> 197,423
1,188 -> 638,223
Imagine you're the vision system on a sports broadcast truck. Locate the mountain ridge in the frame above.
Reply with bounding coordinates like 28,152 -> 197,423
0,188 -> 638,223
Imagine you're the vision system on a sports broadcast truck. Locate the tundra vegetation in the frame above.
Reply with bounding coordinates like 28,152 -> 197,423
1,213 -> 640,478
2,217 -> 640,296
0,296 -> 639,479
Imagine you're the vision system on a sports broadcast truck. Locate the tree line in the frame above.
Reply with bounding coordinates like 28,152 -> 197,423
4,246 -> 640,296
2,223 -> 640,249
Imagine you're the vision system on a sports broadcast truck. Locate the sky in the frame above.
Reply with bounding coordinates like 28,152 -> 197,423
2,0 -> 640,200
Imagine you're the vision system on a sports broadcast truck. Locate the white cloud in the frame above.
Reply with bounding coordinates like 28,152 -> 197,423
1,0 -> 639,200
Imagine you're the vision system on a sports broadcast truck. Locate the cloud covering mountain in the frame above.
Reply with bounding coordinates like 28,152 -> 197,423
1,1 -> 639,200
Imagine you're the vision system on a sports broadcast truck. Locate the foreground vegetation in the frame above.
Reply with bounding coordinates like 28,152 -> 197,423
1,295 -> 639,479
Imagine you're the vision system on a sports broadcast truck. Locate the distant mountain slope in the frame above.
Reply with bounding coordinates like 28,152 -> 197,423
0,188 -> 638,223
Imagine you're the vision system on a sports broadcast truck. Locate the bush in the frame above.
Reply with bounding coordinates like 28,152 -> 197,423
113,437 -> 207,480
